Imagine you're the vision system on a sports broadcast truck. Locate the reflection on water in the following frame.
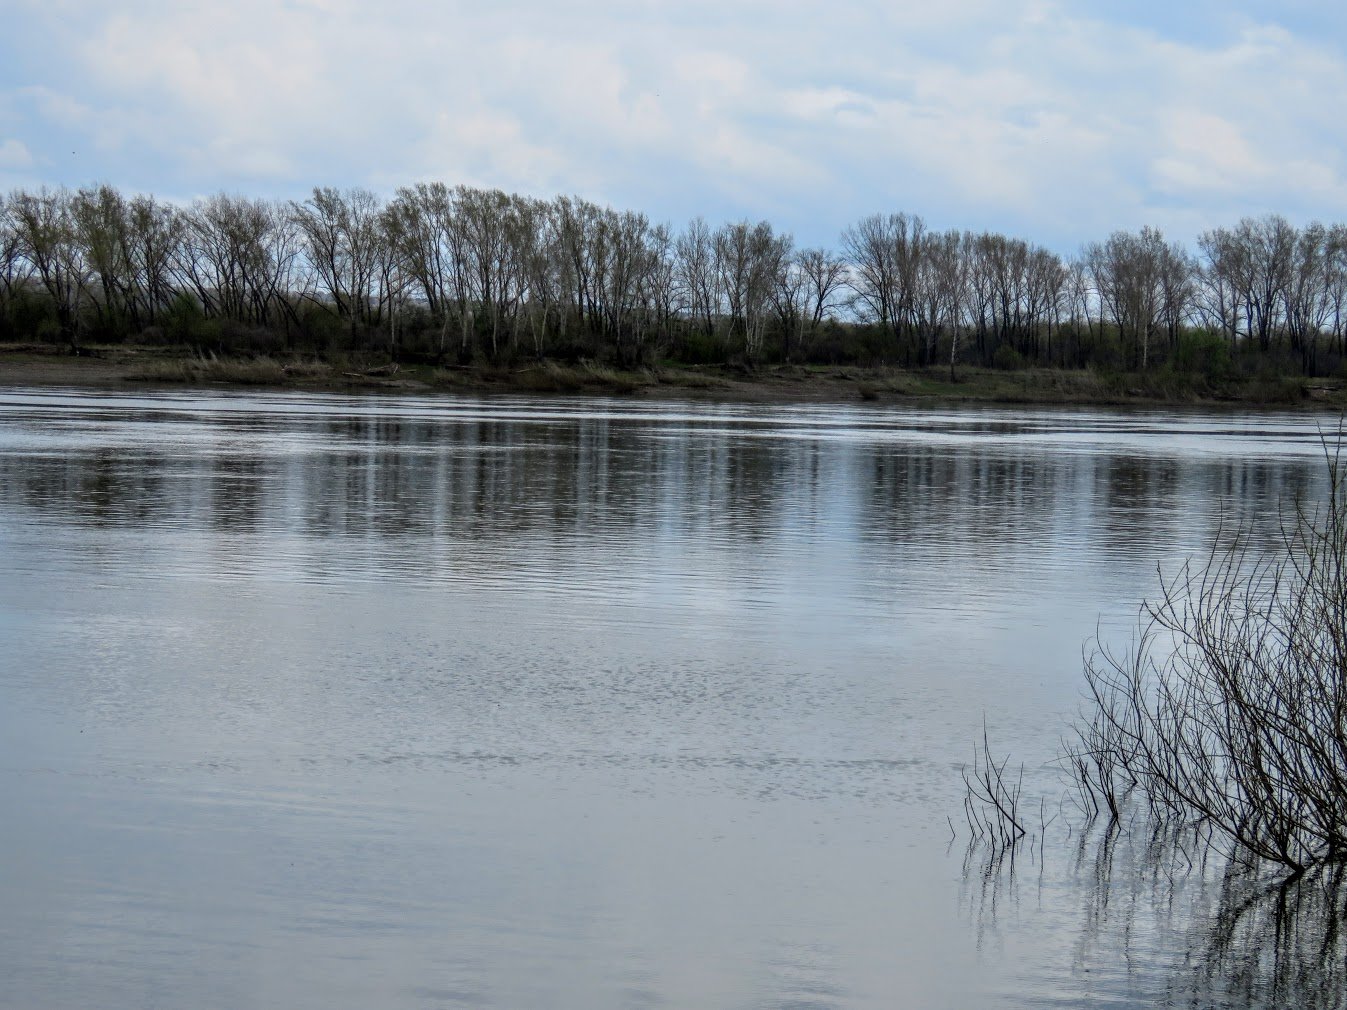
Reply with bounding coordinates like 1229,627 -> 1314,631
963,822 -> 1347,1009
0,387 -> 1339,1009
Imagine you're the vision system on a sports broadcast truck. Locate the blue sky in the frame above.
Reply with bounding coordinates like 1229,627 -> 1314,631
2,0 -> 1345,253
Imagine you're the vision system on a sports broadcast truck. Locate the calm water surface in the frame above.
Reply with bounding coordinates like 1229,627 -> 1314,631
0,387 -> 1335,1008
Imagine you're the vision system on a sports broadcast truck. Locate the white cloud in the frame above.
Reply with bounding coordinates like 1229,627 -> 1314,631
0,0 -> 1345,248
1151,110 -> 1265,195
416,106 -> 573,195
0,138 -> 33,169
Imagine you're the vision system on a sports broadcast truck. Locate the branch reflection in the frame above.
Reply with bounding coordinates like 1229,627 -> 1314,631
963,819 -> 1347,1008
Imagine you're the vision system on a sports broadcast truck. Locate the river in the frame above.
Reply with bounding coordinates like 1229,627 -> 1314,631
0,387 -> 1335,1008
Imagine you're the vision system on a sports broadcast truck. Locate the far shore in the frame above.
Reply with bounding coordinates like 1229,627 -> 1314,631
2,342 -> 1344,410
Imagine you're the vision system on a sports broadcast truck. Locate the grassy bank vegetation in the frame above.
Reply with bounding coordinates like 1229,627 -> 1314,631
5,339 -> 1345,407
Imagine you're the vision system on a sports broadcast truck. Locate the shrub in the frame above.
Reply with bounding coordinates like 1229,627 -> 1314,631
163,294 -> 220,348
991,343 -> 1024,371
1067,438 -> 1347,877
1172,329 -> 1233,380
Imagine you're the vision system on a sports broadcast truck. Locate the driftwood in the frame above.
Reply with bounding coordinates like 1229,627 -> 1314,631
341,363 -> 400,379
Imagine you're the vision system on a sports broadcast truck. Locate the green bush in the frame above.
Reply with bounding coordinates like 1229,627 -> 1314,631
2,289 -> 59,343
675,328 -> 733,365
1172,329 -> 1232,379
991,343 -> 1024,370
163,294 -> 220,348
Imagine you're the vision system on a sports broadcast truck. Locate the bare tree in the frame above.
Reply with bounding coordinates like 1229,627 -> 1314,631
123,194 -> 184,329
292,187 -> 388,337
385,182 -> 453,323
0,194 -> 34,334
1239,215 -> 1297,353
553,195 -> 603,338
1326,225 -> 1347,358
9,187 -> 87,348
796,247 -> 847,333
175,194 -> 297,335
1282,223 -> 1335,373
771,251 -> 811,363
1199,216 -> 1296,354
1025,246 -> 1067,364
70,185 -> 135,335
1197,226 -> 1246,351
714,220 -> 790,361
599,208 -> 654,362
675,217 -> 719,339
518,198 -> 562,359
454,187 -> 516,358
1062,257 -> 1096,366
1085,227 -> 1169,369
644,223 -> 678,351
914,230 -> 968,374
1157,238 -> 1197,357
841,213 -> 924,361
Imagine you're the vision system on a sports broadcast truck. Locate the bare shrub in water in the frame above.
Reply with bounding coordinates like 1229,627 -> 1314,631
1066,438 -> 1347,877
961,721 -> 1027,849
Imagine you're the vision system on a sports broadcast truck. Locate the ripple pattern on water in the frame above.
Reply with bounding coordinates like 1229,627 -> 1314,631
0,387 -> 1337,1009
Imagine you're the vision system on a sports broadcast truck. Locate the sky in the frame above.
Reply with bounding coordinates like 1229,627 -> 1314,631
1,0 -> 1345,254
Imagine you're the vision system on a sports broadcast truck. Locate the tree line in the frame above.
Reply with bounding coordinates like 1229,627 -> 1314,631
3,182 -> 1346,376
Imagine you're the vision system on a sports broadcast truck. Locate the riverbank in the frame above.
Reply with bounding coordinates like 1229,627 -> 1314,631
2,342 -> 1343,408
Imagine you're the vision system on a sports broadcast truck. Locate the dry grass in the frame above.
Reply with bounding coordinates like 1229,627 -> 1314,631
653,367 -> 733,391
444,360 -> 653,395
6,341 -> 1339,409
127,354 -> 331,385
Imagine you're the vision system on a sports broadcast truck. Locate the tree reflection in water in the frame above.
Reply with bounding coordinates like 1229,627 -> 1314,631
962,820 -> 1347,1008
